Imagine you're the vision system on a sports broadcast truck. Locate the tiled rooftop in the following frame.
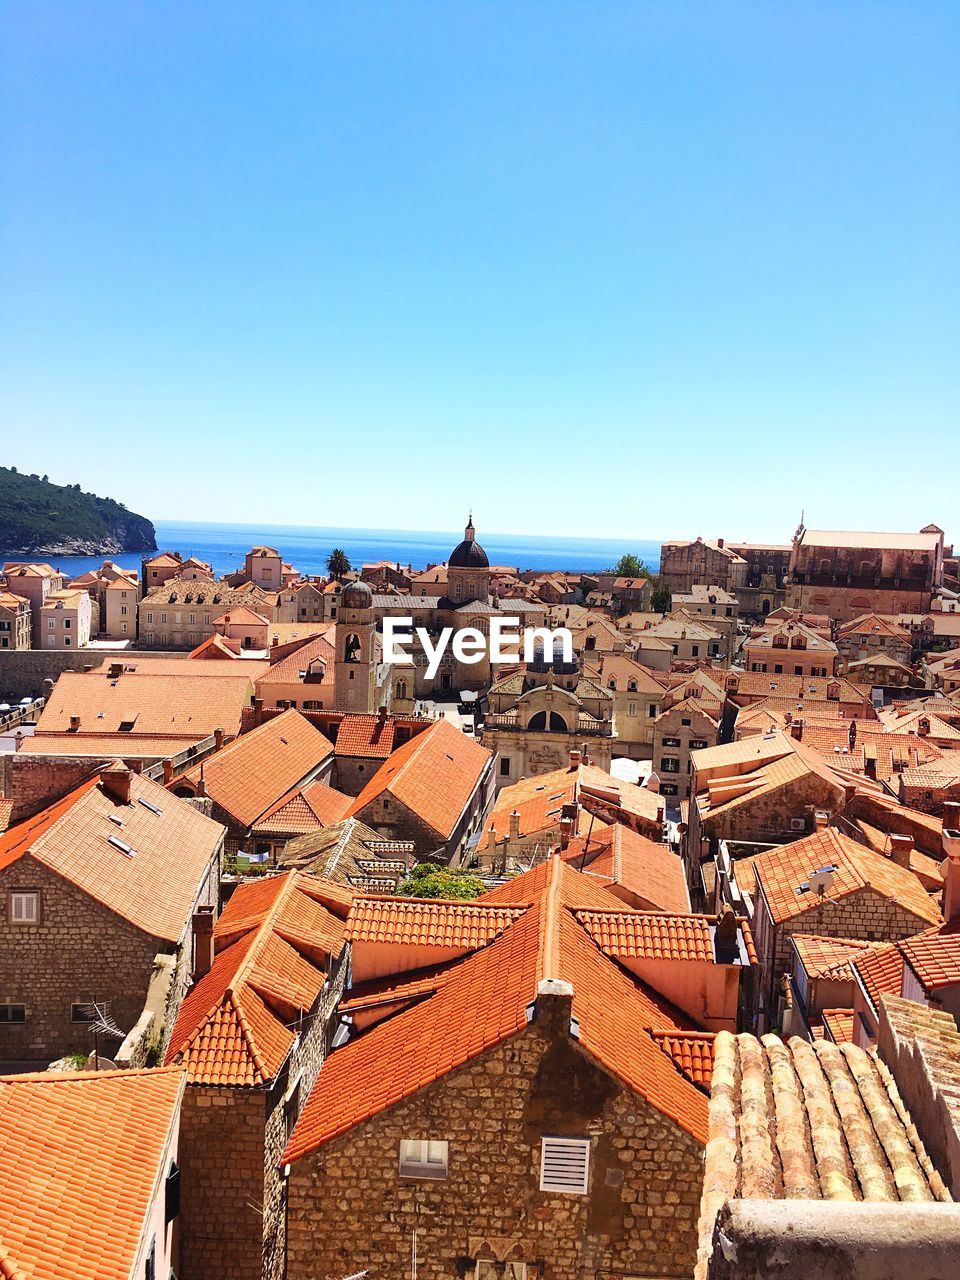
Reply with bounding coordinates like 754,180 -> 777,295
0,1067 -> 186,1280
166,871 -> 352,1086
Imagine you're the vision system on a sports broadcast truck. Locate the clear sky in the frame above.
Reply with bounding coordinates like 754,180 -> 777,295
2,2 -> 957,544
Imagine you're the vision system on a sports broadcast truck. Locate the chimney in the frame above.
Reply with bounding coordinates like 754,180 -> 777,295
192,905 -> 215,979
918,717 -> 930,738
784,711 -> 793,726
559,813 -> 574,851
509,809 -> 521,841
162,758 -> 174,786
814,811 -> 829,831
717,538 -> 724,549
940,806 -> 960,923
534,977 -> 574,1037
790,717 -> 804,741
69,714 -> 81,731
714,904 -> 739,964
889,833 -> 914,869
848,718 -> 858,748
569,747 -> 581,769
100,762 -> 132,805
863,744 -> 878,780
213,727 -> 224,751
253,696 -> 264,727
378,705 -> 388,723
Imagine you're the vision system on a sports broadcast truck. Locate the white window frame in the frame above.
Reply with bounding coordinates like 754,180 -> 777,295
475,1263 -> 527,1280
398,1138 -> 448,1179
539,1136 -> 591,1194
10,890 -> 39,924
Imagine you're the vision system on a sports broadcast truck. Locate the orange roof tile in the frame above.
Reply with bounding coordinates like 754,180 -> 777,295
753,828 -> 941,928
899,921 -> 960,992
347,897 -> 525,948
791,933 -> 875,980
576,910 -> 716,962
0,770 -> 223,942
821,1008 -> 856,1044
0,1067 -> 185,1280
333,713 -> 399,759
283,859 -> 707,1163
562,825 -> 690,913
250,780 -> 351,835
648,1030 -> 715,1090
348,718 -> 491,840
166,871 -> 351,1086
179,708 -> 334,828
852,941 -> 906,1011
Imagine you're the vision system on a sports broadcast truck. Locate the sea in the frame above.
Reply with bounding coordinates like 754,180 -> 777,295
32,520 -> 662,581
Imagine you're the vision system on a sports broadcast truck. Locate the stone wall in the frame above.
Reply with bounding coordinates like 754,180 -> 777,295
0,648 -> 169,698
286,1017 -> 704,1280
0,855 -> 166,1061
0,753 -> 103,824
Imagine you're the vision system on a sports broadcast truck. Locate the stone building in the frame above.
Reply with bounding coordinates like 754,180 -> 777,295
659,538 -> 748,595
583,651 -> 665,759
166,871 -> 353,1280
1,562 -> 65,644
282,859 -> 712,1280
0,590 -> 31,649
172,708 -> 336,853
346,715 -> 494,861
837,611 -> 913,671
0,763 -> 224,1062
139,577 -> 279,649
671,584 -> 739,644
637,615 -> 730,667
743,617 -> 839,678
724,542 -> 791,617
483,640 -> 614,786
746,827 -> 941,1029
786,524 -> 945,622
652,697 -> 720,801
38,587 -> 93,649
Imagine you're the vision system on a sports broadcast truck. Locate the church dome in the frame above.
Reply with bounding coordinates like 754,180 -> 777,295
449,515 -> 489,569
340,579 -> 373,609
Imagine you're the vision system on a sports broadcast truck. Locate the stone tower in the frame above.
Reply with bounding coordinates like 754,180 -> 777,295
334,579 -> 375,713
446,514 -> 491,605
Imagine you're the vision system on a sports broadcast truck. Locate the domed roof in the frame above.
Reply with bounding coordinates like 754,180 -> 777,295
449,515 -> 489,570
340,579 -> 373,609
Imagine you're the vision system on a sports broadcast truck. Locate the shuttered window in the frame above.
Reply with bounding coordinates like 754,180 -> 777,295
539,1136 -> 590,1194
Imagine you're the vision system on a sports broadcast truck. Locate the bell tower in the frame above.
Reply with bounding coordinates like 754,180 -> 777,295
334,579 -> 375,713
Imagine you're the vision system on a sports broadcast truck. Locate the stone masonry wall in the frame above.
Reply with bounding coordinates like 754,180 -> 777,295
0,647 -> 169,699
286,1021 -> 705,1280
178,1085 -> 268,1280
0,855 -> 167,1061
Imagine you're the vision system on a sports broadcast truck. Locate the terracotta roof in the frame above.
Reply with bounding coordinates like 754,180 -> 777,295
562,825 -> 690,913
799,528 -> 942,550
852,942 -> 906,1011
189,632 -> 244,659
250,780 -> 352,836
696,1029 -> 950,1280
752,828 -> 941,928
648,1030 -> 716,1090
348,718 -> 491,840
0,769 -> 223,942
166,872 -> 351,1086
347,897 -> 526,949
278,817 -> 414,889
899,922 -> 960,993
179,709 -> 334,829
283,859 -> 708,1163
254,632 -> 336,688
94,656 -> 269,679
35,669 -> 255,739
821,1008 -> 856,1044
791,934 -> 875,981
576,910 -> 717,962
19,732 -> 211,760
729,672 -> 870,705
0,1067 -> 186,1280
333,713 -> 399,759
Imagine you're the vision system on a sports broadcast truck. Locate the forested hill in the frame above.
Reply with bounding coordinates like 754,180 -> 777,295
0,466 -> 157,555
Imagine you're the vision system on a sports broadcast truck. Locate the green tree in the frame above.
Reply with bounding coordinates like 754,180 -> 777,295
651,580 -> 672,614
326,548 -> 352,580
612,553 -> 652,578
399,864 -> 486,900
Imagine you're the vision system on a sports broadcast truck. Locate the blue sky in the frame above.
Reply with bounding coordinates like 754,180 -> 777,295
1,2 -> 957,544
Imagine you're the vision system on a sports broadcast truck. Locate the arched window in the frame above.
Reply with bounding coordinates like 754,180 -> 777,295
396,678 -> 407,701
528,710 -> 568,732
344,632 -> 361,663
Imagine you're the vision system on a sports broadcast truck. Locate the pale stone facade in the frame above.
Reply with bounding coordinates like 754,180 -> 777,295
0,591 -> 31,650
39,588 -> 92,649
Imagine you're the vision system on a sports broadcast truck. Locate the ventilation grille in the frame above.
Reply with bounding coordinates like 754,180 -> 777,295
539,1136 -> 590,1194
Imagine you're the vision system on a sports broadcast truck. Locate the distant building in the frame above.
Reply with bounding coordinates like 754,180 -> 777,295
0,590 -> 31,650
787,524 -> 945,621
1,562 -> 65,644
39,587 -> 92,649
